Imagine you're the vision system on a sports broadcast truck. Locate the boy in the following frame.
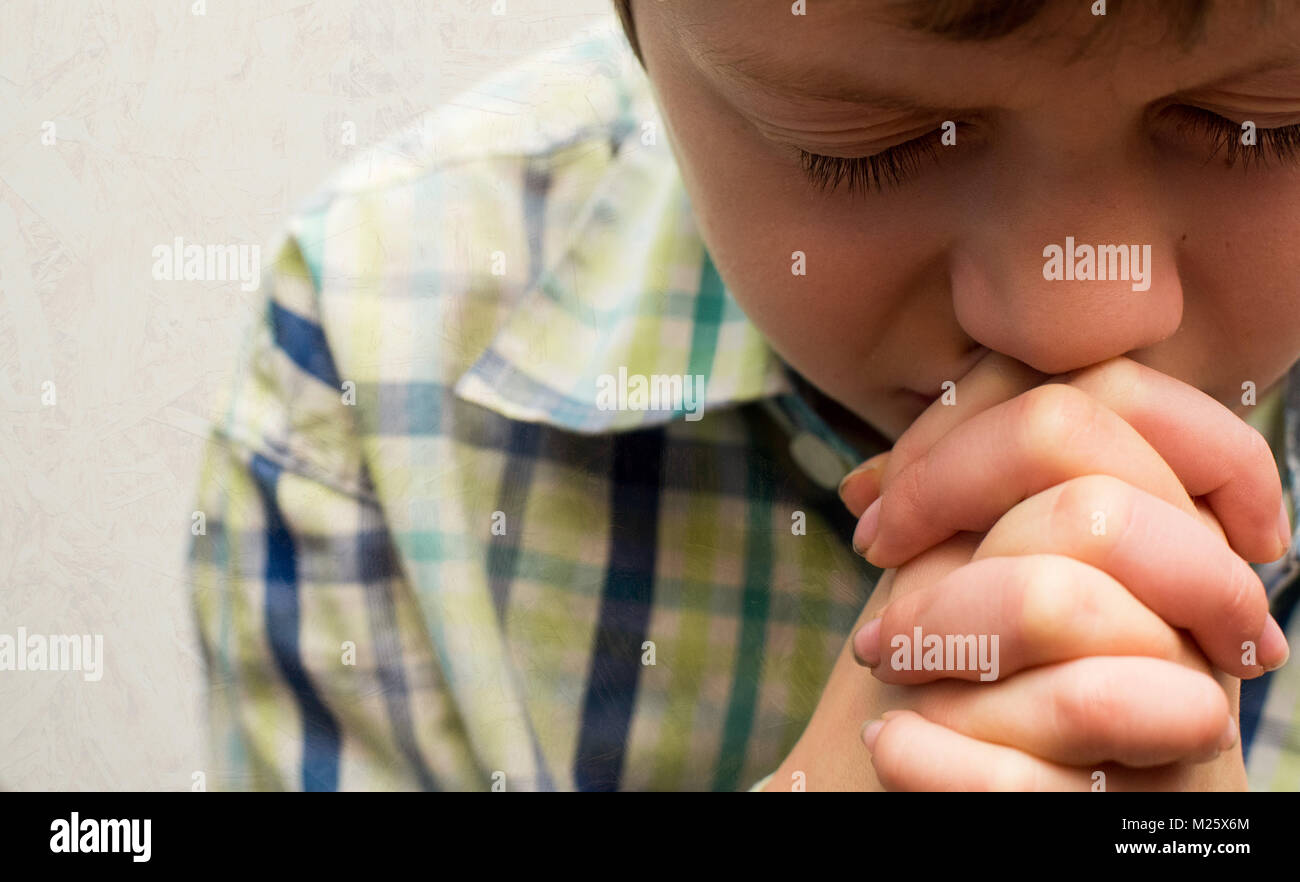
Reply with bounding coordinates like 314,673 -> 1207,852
188,0 -> 1300,790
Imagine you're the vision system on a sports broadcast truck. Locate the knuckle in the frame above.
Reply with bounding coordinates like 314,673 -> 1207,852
1219,559 -> 1266,638
1014,383 -> 1096,453
1049,474 -> 1136,550
1014,557 -> 1077,649
1228,423 -> 1281,516
1089,356 -> 1144,403
1052,664 -> 1121,745
1239,422 -> 1276,472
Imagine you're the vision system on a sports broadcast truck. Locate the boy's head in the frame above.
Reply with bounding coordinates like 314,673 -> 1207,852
614,0 -> 1300,441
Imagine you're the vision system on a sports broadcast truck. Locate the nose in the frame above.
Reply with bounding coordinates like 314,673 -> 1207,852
949,184 -> 1183,376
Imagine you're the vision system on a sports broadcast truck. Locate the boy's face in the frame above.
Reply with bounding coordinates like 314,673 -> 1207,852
633,1 -> 1300,441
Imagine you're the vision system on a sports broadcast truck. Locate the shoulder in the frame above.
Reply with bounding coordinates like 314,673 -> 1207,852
218,19 -> 665,487
286,19 -> 654,326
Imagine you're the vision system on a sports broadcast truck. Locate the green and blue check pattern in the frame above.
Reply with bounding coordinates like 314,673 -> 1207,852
186,20 -> 1300,791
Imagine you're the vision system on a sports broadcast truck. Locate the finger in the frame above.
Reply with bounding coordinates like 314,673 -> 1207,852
892,657 -> 1236,768
865,710 -> 1196,792
880,349 -> 1046,488
973,474 -> 1287,676
1061,359 -> 1288,563
856,554 -> 1193,685
840,350 -> 1042,518
849,532 -> 984,669
881,355 -> 1287,564
856,382 -> 1194,567
838,452 -> 889,518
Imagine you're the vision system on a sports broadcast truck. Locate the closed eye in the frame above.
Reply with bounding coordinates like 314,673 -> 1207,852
796,122 -> 969,196
1168,105 -> 1300,168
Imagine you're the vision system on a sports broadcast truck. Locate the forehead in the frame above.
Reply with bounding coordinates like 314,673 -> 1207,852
648,0 -> 1300,111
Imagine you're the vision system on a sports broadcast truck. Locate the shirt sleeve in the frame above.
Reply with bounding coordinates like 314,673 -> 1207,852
185,233 -> 481,791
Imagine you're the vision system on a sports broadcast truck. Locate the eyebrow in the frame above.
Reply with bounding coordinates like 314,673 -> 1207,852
694,41 -> 947,112
1181,52 -> 1300,92
704,44 -> 1300,115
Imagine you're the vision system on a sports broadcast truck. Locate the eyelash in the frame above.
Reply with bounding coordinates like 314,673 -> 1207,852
797,109 -> 1300,196
1171,106 -> 1300,168
797,128 -> 948,197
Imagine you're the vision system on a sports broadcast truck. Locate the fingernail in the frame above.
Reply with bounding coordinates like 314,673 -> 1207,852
852,497 -> 882,557
838,454 -> 887,517
1218,716 -> 1239,753
860,719 -> 885,752
853,617 -> 882,667
1261,614 -> 1290,672
1278,498 -> 1293,557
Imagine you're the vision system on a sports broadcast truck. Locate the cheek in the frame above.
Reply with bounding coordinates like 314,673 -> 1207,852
686,180 -> 924,414
652,78 -> 945,407
1174,171 -> 1300,397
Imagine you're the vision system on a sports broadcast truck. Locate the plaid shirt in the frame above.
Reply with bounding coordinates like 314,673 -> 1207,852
187,21 -> 1300,791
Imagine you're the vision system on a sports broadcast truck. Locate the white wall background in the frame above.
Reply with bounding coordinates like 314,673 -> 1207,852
0,0 -> 614,791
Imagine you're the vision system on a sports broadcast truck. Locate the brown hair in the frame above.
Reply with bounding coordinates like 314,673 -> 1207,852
611,0 -> 1218,69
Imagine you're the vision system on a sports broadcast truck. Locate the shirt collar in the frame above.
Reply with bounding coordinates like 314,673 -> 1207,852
451,59 -> 793,435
